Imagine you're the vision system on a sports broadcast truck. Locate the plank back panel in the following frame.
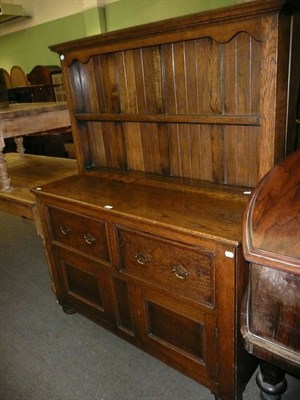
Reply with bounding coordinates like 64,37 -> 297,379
53,1 -> 299,187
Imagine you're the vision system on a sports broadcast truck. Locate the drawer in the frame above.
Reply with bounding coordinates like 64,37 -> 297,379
117,228 -> 214,306
48,206 -> 110,262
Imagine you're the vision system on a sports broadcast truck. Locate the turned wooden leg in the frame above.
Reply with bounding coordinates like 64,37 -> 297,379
14,136 -> 25,155
256,360 -> 287,400
0,141 -> 11,191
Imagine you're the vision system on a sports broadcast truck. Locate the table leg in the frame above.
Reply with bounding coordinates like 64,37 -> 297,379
256,360 -> 287,400
0,145 -> 11,191
14,136 -> 25,155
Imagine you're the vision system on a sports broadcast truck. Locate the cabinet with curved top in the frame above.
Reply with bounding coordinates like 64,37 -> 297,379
241,149 -> 300,399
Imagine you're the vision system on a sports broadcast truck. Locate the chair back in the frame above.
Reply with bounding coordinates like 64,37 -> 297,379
0,68 -> 12,89
0,68 -> 9,107
10,65 -> 30,87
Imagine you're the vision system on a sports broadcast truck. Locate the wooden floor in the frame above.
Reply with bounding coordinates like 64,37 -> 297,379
0,153 -> 78,220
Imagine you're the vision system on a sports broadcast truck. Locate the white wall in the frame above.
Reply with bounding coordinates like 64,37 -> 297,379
0,0 -> 118,36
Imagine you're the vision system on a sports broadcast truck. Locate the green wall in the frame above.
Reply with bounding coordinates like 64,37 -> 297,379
105,0 -> 239,31
0,7 -> 106,73
0,0 -> 238,74
0,14 -> 85,73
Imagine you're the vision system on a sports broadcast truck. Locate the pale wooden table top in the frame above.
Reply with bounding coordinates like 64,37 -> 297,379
0,101 -> 68,119
0,101 -> 71,191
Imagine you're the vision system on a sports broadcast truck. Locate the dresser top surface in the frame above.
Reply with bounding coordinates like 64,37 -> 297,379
33,173 -> 250,246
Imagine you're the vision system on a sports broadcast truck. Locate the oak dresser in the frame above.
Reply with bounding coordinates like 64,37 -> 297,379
32,1 -> 300,399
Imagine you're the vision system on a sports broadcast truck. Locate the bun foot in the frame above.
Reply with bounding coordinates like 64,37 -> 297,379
256,361 -> 287,400
62,304 -> 76,314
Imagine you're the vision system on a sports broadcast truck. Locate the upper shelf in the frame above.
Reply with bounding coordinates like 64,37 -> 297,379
75,113 -> 260,126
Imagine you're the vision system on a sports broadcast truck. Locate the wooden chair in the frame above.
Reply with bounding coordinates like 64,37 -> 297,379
0,68 -> 12,89
10,65 -> 30,87
27,65 -> 65,102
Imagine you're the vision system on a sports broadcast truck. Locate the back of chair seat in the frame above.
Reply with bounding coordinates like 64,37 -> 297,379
10,65 -> 30,88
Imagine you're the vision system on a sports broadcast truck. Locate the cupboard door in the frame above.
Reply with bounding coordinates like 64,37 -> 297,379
132,286 -> 218,386
52,246 -> 116,326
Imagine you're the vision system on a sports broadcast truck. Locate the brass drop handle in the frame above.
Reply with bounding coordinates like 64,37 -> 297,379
172,264 -> 190,279
84,232 -> 96,245
135,252 -> 150,265
60,225 -> 70,235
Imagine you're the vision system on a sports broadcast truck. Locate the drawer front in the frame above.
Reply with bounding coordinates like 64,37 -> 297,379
48,206 -> 110,262
117,228 -> 214,306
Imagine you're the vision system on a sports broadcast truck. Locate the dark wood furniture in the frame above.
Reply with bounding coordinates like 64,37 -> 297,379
8,65 -> 61,103
241,149 -> 300,399
33,175 -> 254,400
25,65 -> 62,103
7,65 -> 65,104
8,84 -> 57,103
8,65 -> 46,103
27,65 -> 61,85
32,1 -> 300,399
0,70 -> 9,109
